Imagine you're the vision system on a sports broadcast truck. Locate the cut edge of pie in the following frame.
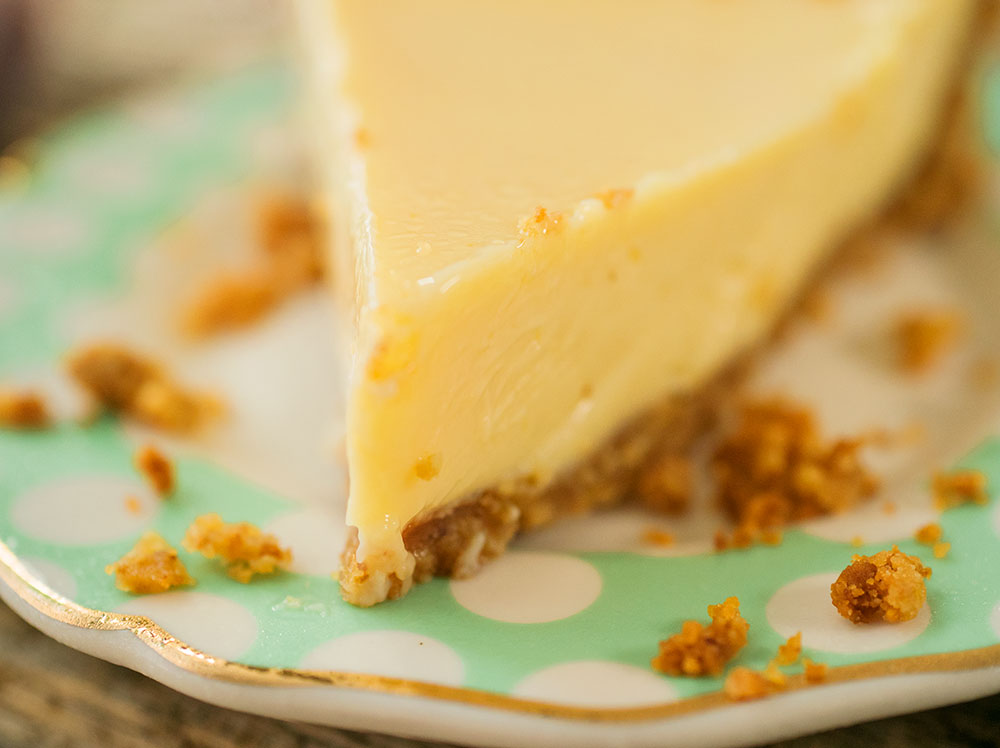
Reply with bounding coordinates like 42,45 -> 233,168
296,0 -> 989,606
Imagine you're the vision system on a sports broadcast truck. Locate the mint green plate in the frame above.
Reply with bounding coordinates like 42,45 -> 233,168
1,61 -> 1000,747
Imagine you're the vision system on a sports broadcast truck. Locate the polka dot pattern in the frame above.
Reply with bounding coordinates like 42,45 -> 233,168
0,60 -> 998,725
300,631 -> 464,686
116,592 -> 258,661
766,573 -> 931,654
11,475 -> 159,545
450,551 -> 602,624
513,661 -> 679,707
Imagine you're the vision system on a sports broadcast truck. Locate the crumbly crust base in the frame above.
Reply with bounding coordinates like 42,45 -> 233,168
339,26 -> 985,606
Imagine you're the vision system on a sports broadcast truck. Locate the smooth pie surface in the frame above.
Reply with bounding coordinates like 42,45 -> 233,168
299,0 -> 975,602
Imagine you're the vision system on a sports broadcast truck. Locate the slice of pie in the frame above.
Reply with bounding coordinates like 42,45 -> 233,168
295,0 -> 980,605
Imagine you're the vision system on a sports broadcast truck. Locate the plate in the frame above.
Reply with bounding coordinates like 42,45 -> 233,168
1,60 -> 1000,748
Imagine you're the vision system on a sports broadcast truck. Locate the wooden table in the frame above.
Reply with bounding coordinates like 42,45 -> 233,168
0,601 -> 996,748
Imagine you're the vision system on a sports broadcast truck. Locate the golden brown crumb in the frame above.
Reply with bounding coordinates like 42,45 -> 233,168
830,546 -> 931,624
641,528 -> 675,547
802,658 -> 829,684
413,453 -> 442,481
773,632 -> 802,666
651,597 -> 749,677
895,310 -> 963,374
932,541 -> 951,559
850,536 -> 865,548
594,188 -> 633,210
0,388 -> 50,429
66,343 -> 221,433
124,495 -> 142,515
712,398 -> 879,549
760,529 -> 783,546
182,513 -> 292,583
354,127 -> 371,148
134,444 -> 175,497
915,522 -> 942,545
180,271 -> 278,337
763,661 -> 787,689
517,207 -> 563,246
932,469 -> 990,511
636,453 -> 691,515
723,667 -> 771,702
182,192 -> 324,338
882,500 -> 897,515
106,532 -> 194,594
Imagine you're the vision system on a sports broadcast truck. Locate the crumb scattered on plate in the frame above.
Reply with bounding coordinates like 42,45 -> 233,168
772,632 -> 802,667
802,658 -> 828,684
915,522 -> 942,545
651,596 -> 748,677
932,469 -> 989,511
134,444 -> 175,497
641,528 -> 675,547
181,192 -> 325,337
0,388 -> 50,429
830,546 -> 931,624
712,398 -> 880,549
106,531 -> 194,594
66,342 -> 222,433
182,513 -> 292,583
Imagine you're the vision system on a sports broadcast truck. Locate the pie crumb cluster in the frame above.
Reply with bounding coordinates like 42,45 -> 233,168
712,398 -> 879,549
895,309 -> 963,374
106,531 -> 194,594
66,343 -> 221,433
0,388 -> 50,429
182,513 -> 292,583
181,192 -> 325,338
134,444 -> 175,497
651,596 -> 748,676
830,546 -> 931,624
931,469 -> 989,511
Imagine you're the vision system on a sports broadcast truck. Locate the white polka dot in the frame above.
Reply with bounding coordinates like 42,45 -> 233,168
450,551 -> 601,624
513,661 -> 679,707
116,591 -> 257,660
766,572 -> 930,654
515,506 -> 714,558
800,502 -> 939,544
300,631 -> 464,686
11,475 -> 159,545
1,204 -> 90,256
263,508 -> 346,576
19,557 -> 77,599
991,601 -> 1000,640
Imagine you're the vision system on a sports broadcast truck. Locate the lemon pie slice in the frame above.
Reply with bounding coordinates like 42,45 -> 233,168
296,0 -> 978,605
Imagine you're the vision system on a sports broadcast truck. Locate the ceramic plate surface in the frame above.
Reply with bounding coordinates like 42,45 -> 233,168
1,61 -> 1000,747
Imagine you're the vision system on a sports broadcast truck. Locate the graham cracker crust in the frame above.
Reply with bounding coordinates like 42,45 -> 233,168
339,13 -> 988,606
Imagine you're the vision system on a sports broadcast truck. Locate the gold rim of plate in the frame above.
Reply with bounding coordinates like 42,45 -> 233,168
2,539 -> 999,723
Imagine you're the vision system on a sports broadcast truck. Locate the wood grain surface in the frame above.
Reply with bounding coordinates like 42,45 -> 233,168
0,601 -> 996,748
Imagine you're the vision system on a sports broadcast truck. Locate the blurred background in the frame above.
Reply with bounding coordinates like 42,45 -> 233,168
0,0 -> 285,148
